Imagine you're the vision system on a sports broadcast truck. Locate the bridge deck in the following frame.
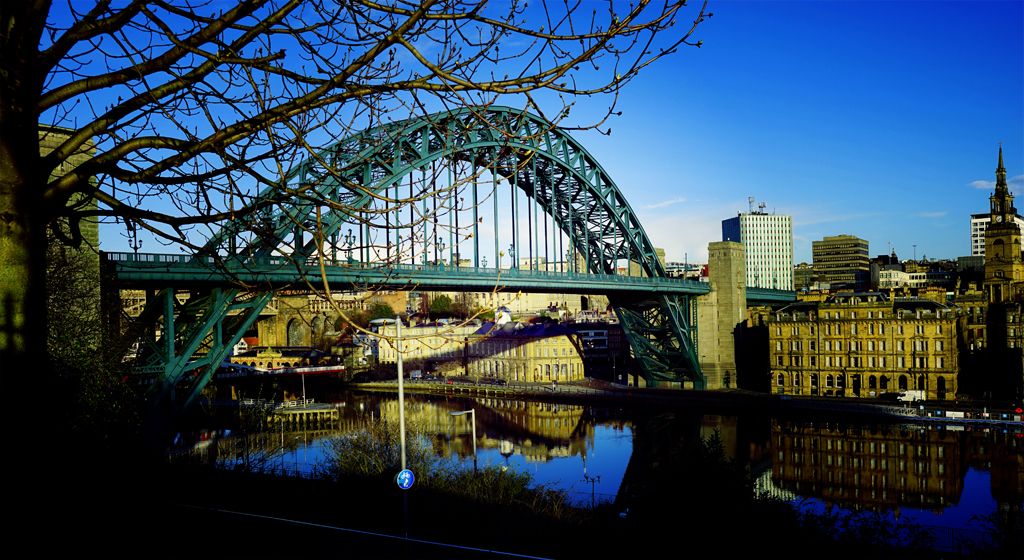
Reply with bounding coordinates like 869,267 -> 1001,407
105,252 -> 713,296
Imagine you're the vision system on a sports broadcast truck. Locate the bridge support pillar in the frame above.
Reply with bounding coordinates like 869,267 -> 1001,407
697,241 -> 746,390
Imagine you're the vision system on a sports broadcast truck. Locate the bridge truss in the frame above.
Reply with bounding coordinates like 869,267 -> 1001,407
122,106 -> 781,406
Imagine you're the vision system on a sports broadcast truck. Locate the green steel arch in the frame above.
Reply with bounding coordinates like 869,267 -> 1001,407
210,106 -> 666,279
142,107 -> 704,408
211,106 -> 700,384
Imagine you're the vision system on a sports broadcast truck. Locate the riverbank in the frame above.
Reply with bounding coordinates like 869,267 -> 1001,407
349,378 -> 1024,429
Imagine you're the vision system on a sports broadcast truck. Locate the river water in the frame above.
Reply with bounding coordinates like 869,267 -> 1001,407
182,388 -> 1023,550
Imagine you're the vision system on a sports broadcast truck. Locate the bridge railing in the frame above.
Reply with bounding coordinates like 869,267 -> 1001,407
104,251 -> 711,290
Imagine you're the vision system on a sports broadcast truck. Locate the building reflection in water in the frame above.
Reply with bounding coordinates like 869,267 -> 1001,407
763,421 -> 1023,515
194,394 -> 607,470
379,396 -> 596,463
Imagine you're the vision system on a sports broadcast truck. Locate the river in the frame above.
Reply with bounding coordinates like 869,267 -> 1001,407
179,387 -> 1023,551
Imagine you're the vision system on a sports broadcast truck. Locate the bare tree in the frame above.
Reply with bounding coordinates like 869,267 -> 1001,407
0,1 -> 710,385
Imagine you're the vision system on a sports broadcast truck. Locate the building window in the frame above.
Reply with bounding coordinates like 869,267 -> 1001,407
936,340 -> 943,351
777,373 -> 784,386
777,356 -> 783,366
936,324 -> 943,335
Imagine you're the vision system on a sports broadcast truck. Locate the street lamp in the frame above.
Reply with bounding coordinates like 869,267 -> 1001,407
482,255 -> 488,268
343,228 -> 356,264
582,460 -> 601,508
127,220 -> 142,254
509,244 -> 516,269
450,409 -> 477,473
396,316 -> 408,472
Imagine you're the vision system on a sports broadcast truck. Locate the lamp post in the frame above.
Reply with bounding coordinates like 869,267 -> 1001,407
127,220 -> 142,254
582,470 -> 601,508
455,196 -> 464,267
509,244 -> 516,269
396,316 -> 408,471
482,255 -> 488,268
343,228 -> 356,264
450,409 -> 477,473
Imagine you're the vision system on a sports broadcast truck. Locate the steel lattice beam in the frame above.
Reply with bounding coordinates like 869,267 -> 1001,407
131,106 -> 768,398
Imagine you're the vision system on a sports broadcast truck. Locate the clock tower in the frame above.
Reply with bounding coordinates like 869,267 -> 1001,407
984,146 -> 1023,302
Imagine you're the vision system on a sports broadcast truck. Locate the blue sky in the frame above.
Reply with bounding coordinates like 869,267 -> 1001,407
90,1 -> 1024,264
564,0 -> 1024,263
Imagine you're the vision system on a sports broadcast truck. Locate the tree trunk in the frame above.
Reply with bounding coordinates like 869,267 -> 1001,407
0,3 -> 51,409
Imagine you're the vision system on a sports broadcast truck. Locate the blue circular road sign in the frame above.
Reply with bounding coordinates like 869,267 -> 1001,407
396,469 -> 415,490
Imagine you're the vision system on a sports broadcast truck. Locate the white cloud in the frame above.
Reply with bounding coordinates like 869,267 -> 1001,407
642,197 -> 687,210
969,175 -> 1024,190
916,211 -> 947,219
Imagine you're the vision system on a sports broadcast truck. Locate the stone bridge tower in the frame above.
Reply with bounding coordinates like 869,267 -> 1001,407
697,241 -> 747,389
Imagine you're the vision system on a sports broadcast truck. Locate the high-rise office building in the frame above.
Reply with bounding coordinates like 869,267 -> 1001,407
812,234 -> 869,290
971,213 -> 1024,256
722,204 -> 793,290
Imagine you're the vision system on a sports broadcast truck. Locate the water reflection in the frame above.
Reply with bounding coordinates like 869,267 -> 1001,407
378,397 -> 594,463
181,390 -> 1023,544
764,421 -> 1022,513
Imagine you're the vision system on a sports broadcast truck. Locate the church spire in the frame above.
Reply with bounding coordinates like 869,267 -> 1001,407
990,145 -> 1015,221
996,144 -> 1008,193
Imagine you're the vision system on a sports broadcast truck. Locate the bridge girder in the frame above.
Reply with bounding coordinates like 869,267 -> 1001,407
136,106 -> 711,404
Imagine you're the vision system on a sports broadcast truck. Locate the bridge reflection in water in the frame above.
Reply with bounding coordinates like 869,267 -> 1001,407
180,392 -> 1023,534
